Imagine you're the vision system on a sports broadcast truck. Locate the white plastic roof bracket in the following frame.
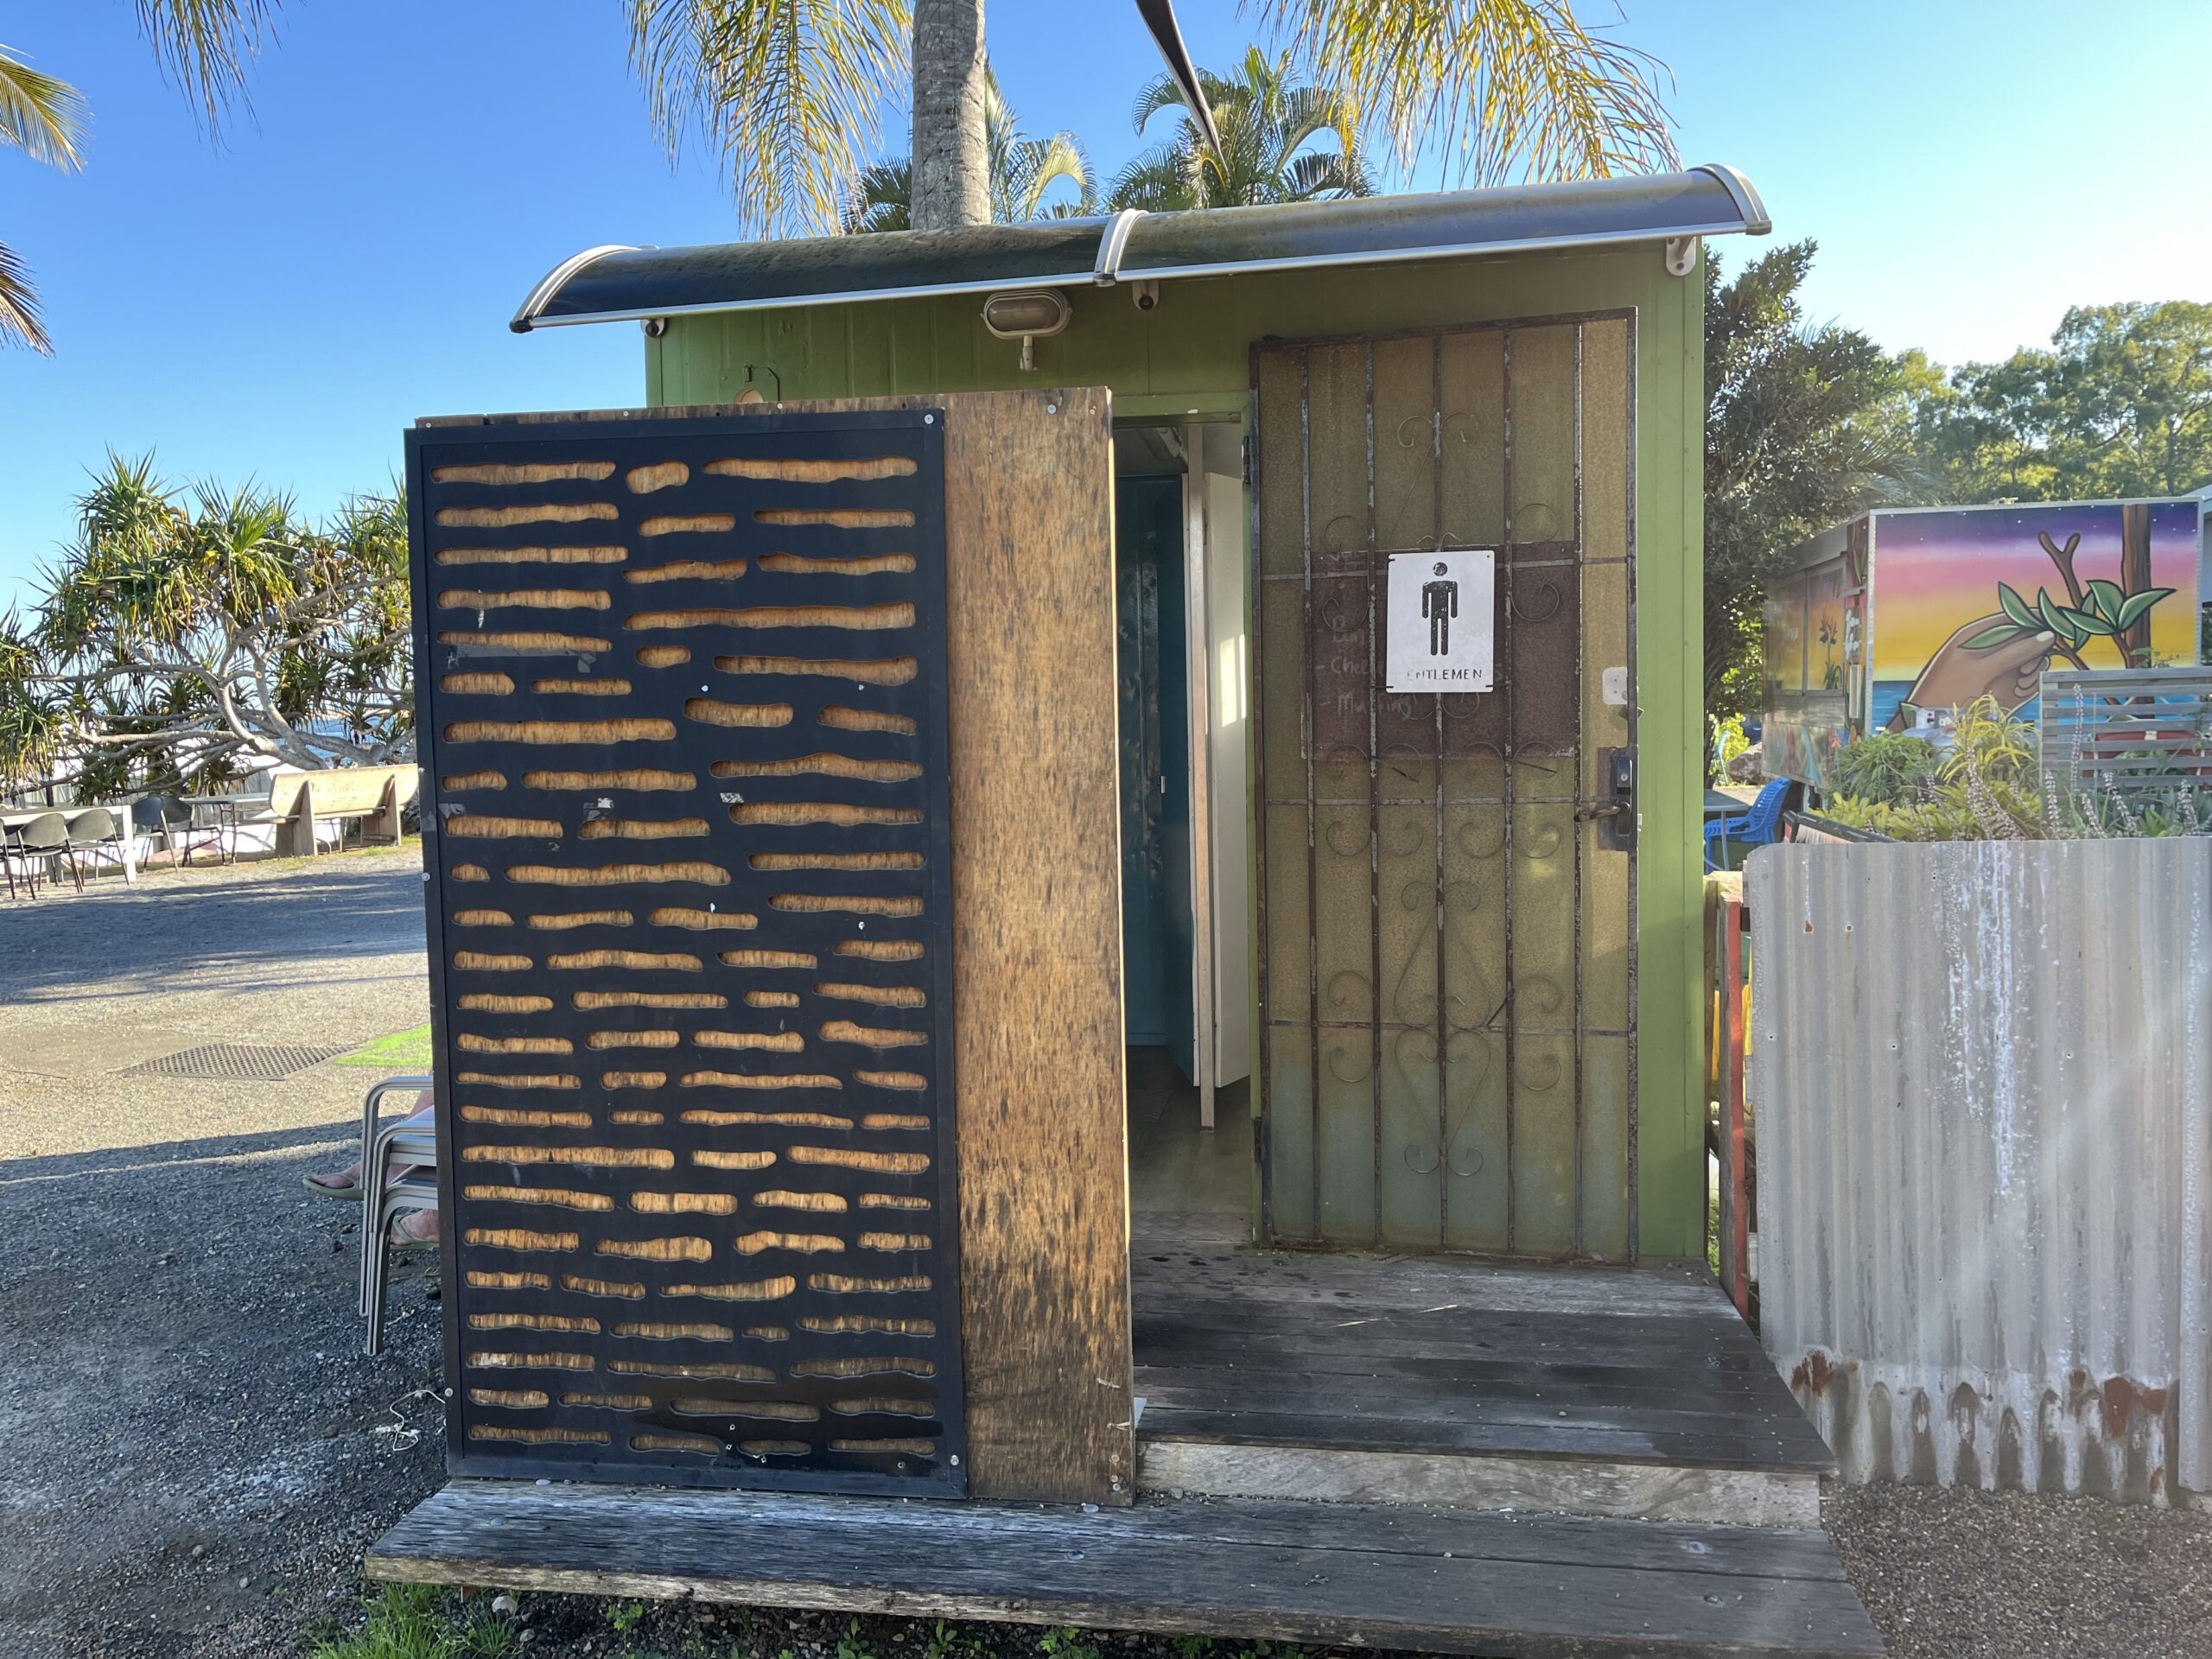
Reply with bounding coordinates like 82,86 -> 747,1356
1093,210 -> 1146,286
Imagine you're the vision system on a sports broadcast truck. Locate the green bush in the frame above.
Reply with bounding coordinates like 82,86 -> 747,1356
1827,733 -> 1942,804
1820,698 -> 2209,841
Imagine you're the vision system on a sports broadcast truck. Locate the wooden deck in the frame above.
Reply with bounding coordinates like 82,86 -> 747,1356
370,1483 -> 1882,1658
1132,1217 -> 1835,1525
367,1217 -> 1879,1655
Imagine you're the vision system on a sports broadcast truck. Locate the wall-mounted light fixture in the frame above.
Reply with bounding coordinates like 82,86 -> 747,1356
980,289 -> 1071,372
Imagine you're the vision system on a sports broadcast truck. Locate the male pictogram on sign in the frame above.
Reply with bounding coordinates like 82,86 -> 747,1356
1422,562 -> 1459,655
1385,547 -> 1492,694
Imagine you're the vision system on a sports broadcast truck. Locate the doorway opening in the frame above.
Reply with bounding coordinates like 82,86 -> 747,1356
1112,421 -> 1251,1232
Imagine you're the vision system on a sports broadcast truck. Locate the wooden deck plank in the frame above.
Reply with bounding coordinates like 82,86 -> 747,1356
1135,1382 -> 1830,1459
1141,1336 -> 1778,1397
1135,1404 -> 1824,1471
1134,1337 -> 1782,1399
370,1483 -> 1883,1658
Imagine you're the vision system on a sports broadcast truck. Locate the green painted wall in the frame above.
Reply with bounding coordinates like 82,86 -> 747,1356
645,244 -> 1709,1260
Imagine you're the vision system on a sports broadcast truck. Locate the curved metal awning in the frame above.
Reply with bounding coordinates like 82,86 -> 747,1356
512,165 -> 1770,333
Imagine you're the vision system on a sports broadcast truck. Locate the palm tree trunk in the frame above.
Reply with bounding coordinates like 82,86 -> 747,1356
910,0 -> 990,231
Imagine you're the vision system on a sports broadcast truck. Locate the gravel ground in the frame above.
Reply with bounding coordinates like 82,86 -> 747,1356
5,847 -> 2208,1659
0,848 -> 446,1658
1823,1482 -> 2211,1659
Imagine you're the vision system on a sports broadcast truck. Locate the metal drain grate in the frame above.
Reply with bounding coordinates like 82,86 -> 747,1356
125,1042 -> 351,1081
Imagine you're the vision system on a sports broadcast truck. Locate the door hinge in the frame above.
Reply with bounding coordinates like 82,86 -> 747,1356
1241,433 -> 1254,488
1252,1112 -> 1266,1164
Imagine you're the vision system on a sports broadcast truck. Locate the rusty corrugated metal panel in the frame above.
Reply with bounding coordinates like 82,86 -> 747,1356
1750,840 -> 2212,1504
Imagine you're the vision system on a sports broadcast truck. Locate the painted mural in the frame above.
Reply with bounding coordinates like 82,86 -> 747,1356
1872,501 -> 2198,734
1760,524 -> 1867,792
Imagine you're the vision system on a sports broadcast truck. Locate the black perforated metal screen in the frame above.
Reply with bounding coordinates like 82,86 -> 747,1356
404,408 -> 963,1497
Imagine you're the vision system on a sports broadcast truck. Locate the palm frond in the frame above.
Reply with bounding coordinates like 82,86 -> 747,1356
0,238 -> 52,354
843,158 -> 912,232
1105,144 -> 1198,213
628,0 -> 911,238
0,45 -> 86,168
1001,131 -> 1092,223
1246,0 -> 1675,186
130,0 -> 282,130
1281,149 -> 1363,200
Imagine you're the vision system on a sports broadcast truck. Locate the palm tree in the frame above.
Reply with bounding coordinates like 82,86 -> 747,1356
3,3 -> 281,352
1108,48 -> 1367,213
844,72 -> 1094,232
0,45 -> 86,352
634,1 -> 1673,235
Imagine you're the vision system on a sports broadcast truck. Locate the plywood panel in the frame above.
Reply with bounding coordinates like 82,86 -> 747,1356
936,390 -> 1132,1504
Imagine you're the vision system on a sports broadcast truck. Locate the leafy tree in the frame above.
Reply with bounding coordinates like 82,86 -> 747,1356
1107,47 -> 1368,212
1,454 -> 414,798
1703,241 -> 1923,725
842,72 -> 1093,232
1916,302 -> 2212,501
637,1 -> 1676,234
3,3 -> 280,351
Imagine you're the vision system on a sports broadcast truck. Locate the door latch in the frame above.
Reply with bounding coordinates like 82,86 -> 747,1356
1574,747 -> 1635,851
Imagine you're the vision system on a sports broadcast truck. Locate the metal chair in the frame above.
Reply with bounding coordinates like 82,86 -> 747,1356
1703,778 -> 1791,873
131,796 -> 184,869
64,808 -> 123,885
175,797 -> 236,867
357,1073 -> 439,1356
4,812 -> 72,898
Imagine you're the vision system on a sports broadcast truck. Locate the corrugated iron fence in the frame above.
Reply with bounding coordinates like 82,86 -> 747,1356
1751,840 -> 2212,1504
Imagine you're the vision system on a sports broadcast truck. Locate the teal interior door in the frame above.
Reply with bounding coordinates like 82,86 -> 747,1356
1116,473 -> 1195,1065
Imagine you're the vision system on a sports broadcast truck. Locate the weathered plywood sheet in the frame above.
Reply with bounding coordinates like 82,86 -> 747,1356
938,390 -> 1132,1503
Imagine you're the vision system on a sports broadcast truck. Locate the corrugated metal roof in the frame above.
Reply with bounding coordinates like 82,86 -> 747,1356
1750,839 -> 2212,1504
512,165 -> 1769,332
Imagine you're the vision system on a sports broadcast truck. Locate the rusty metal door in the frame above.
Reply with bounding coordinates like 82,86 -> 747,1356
1252,315 -> 1638,1259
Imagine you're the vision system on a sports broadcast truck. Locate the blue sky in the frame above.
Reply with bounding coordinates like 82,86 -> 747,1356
3,1 -> 2208,611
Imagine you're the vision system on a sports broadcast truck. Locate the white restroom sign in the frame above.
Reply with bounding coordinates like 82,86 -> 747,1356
1386,550 -> 1495,693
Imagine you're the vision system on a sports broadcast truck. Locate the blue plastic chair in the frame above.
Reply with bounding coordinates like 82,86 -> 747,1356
1704,779 -> 1789,872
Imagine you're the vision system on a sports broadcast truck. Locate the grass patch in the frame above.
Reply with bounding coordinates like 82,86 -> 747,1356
334,1024 -> 434,1070
304,1585 -> 513,1658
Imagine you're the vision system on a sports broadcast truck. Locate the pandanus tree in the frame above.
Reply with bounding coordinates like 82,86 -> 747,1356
1,455 -> 416,794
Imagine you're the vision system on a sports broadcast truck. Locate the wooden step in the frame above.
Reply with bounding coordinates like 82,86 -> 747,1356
370,1481 -> 1883,1659
1138,1436 -> 1821,1528
1131,1263 -> 1836,1527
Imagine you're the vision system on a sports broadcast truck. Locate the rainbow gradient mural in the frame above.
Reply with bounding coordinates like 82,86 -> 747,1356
1761,500 -> 2202,791
1870,502 -> 2199,732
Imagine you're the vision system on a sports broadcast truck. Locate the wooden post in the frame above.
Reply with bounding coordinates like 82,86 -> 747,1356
1719,892 -> 1751,1322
